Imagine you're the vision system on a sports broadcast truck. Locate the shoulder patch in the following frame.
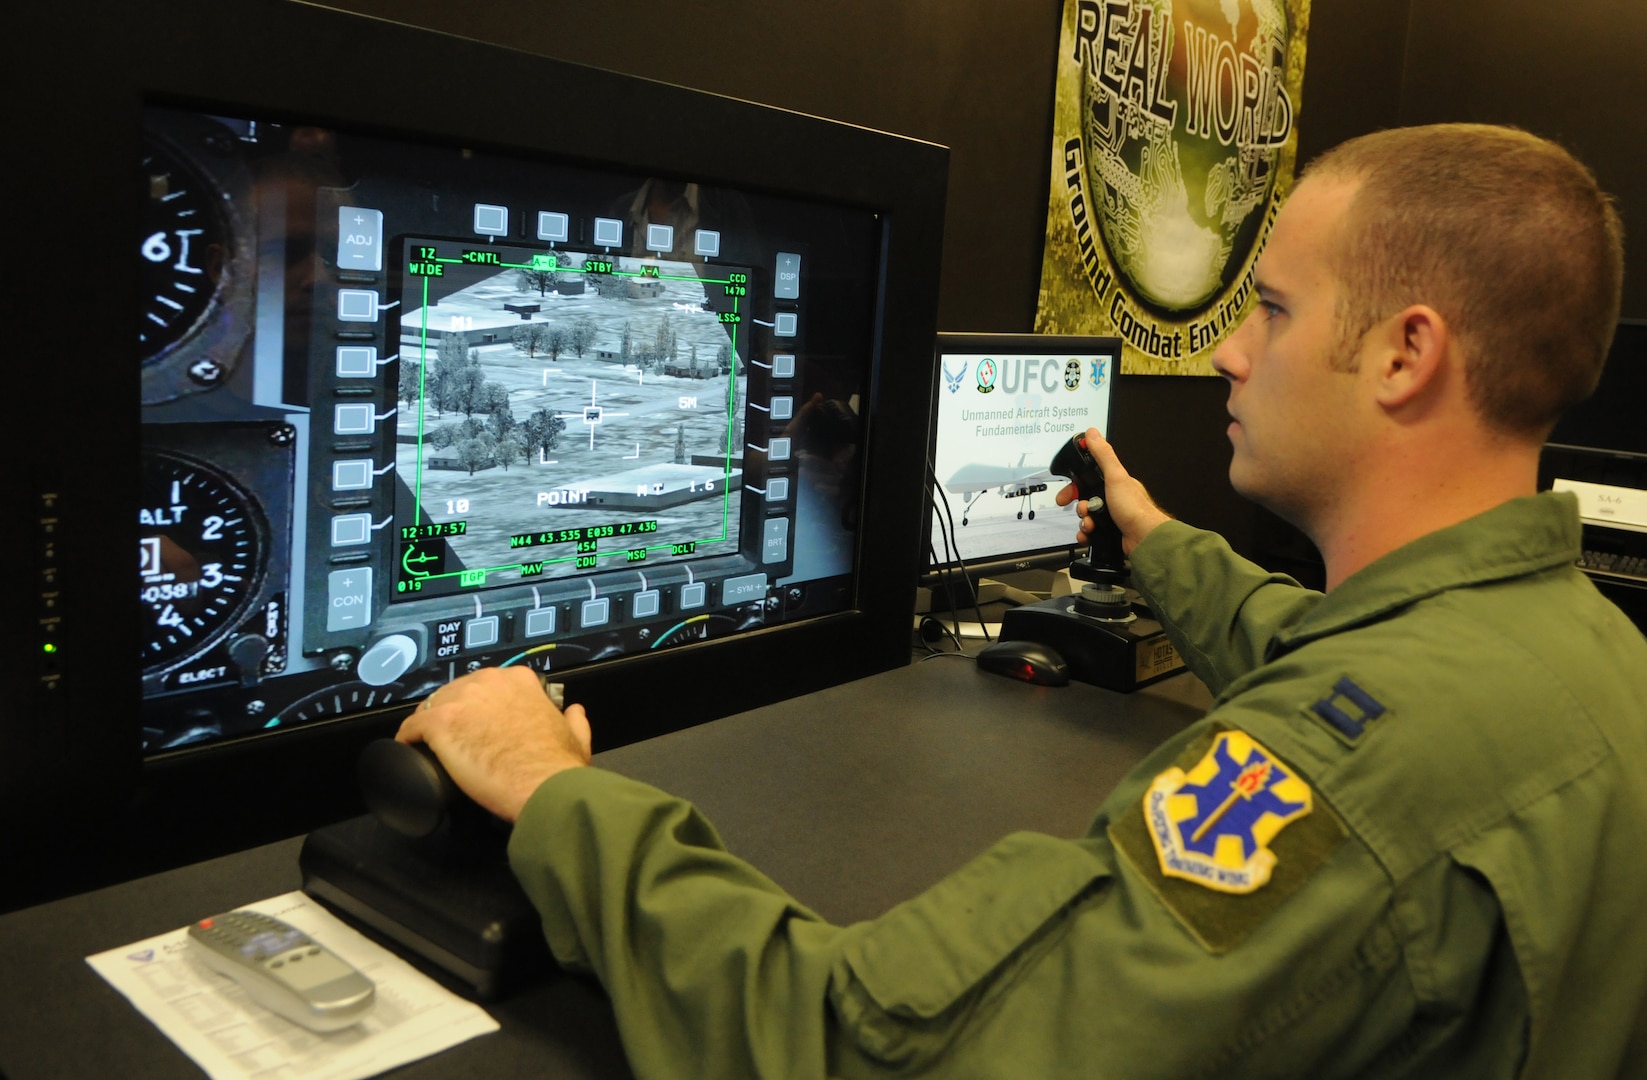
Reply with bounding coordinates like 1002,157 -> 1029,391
1143,729 -> 1312,894
1108,727 -> 1347,954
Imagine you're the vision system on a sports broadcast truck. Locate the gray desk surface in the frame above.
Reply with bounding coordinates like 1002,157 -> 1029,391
0,659 -> 1210,1079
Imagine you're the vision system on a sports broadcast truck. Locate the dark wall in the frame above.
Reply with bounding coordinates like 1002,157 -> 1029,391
1400,0 -> 1647,318
1285,0 -> 1647,319
321,0 -> 1643,561
1294,0 -> 1411,164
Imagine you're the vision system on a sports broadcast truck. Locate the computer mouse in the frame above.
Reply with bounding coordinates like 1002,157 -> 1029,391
975,639 -> 1071,686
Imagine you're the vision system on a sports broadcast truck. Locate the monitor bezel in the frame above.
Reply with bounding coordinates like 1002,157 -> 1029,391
6,0 -> 948,899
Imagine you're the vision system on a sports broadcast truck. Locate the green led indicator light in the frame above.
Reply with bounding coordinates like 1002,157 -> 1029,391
43,643 -> 58,654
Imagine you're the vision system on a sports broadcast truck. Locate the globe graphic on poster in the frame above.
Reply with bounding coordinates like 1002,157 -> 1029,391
1080,0 -> 1294,313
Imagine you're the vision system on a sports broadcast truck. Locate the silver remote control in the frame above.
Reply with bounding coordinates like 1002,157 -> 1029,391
188,909 -> 375,1031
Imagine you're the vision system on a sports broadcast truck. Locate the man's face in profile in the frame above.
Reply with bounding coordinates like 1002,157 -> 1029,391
1209,177 -> 1372,528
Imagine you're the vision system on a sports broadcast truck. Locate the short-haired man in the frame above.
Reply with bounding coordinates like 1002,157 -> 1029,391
402,125 -> 1647,1077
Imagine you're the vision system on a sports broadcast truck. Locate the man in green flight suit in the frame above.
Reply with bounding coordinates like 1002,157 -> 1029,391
399,124 -> 1647,1077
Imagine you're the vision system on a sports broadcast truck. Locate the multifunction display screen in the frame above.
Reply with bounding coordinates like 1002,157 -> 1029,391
139,105 -> 880,752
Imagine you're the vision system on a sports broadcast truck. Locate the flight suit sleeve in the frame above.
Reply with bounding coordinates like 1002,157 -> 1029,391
508,744 -> 1430,1079
508,766 -> 1144,1078
1127,520 -> 1320,695
508,765 -> 853,1080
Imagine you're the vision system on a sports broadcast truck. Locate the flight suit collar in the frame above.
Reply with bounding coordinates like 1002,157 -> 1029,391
1266,492 -> 1582,661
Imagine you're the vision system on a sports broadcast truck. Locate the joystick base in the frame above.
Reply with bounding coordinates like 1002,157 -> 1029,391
1000,596 -> 1185,692
299,815 -> 552,1000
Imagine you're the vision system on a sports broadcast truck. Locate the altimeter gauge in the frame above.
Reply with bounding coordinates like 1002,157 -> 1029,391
140,450 -> 267,672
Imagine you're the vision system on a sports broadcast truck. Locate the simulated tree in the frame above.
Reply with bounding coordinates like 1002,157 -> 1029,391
515,266 -> 556,297
545,325 -> 570,363
397,354 -> 423,407
522,407 -> 567,460
570,317 -> 597,358
455,432 -> 499,475
432,332 -> 478,416
512,323 -> 551,358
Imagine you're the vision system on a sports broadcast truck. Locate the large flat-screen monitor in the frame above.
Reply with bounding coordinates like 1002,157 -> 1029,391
925,334 -> 1121,587
4,0 -> 947,902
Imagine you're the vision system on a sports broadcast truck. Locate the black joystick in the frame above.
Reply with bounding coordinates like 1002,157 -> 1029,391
979,436 -> 1185,693
1049,433 -> 1126,583
357,675 -> 566,839
357,739 -> 468,839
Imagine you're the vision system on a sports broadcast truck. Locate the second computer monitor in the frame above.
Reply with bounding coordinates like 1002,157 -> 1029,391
927,333 -> 1121,580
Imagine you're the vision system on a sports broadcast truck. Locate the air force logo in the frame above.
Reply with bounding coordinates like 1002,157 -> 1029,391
942,359 -> 968,395
1144,730 -> 1312,894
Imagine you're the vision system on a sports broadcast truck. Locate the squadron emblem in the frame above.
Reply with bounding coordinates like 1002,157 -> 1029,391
975,357 -> 997,394
1144,730 -> 1312,894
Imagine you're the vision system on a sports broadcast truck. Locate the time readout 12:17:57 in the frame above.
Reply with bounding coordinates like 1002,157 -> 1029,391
401,521 -> 467,540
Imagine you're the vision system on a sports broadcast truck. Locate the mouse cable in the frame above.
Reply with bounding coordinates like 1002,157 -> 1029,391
915,610 -> 966,656
917,645 -> 978,664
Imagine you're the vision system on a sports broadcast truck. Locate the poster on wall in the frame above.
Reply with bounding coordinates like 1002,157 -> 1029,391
1036,0 -> 1311,375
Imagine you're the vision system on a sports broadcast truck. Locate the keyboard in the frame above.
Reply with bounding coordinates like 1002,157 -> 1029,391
1579,549 -> 1647,580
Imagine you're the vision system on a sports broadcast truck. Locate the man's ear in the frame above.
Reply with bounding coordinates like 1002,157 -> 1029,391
1371,304 -> 1449,410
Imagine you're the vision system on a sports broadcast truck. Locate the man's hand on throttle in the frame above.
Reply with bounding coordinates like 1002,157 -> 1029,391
396,666 -> 591,822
